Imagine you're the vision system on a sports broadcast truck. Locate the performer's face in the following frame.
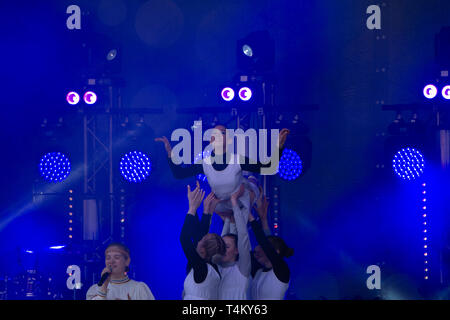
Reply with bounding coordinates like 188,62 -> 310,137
220,235 -> 238,263
105,247 -> 129,276
254,245 -> 270,267
210,125 -> 227,152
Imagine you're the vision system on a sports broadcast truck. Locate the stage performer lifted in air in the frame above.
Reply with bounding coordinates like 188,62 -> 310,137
155,125 -> 289,215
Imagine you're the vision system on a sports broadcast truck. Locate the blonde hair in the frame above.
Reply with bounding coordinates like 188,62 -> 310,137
105,242 -> 130,260
202,234 -> 226,260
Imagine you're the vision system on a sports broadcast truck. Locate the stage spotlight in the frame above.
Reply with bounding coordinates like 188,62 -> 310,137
442,85 -> 450,99
392,147 -> 425,180
66,91 -> 80,105
238,87 -> 252,101
423,84 -> 437,99
107,49 -> 117,61
39,152 -> 72,183
85,32 -> 122,76
119,150 -> 152,183
237,30 -> 275,73
242,44 -> 253,57
49,245 -> 66,250
221,87 -> 235,101
278,148 -> 303,181
83,91 -> 97,104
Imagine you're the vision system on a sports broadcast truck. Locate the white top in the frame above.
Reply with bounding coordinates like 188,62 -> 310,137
215,205 -> 251,300
218,263 -> 250,300
86,277 -> 155,300
251,268 -> 289,300
202,153 -> 243,200
183,263 -> 221,300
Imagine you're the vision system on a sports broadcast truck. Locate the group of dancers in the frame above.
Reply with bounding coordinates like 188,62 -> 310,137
87,125 -> 294,300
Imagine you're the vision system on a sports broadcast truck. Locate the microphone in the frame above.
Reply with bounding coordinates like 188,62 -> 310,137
97,268 -> 111,286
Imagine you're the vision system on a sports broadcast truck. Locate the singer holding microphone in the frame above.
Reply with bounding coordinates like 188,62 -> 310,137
86,242 -> 155,300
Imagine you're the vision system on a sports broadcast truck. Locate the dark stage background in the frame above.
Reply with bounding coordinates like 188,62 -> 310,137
0,0 -> 449,299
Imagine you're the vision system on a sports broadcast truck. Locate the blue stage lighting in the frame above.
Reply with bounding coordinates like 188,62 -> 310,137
278,148 -> 303,181
39,152 -> 71,182
49,245 -> 66,250
423,84 -> 437,99
120,151 -> 152,183
392,147 -> 425,180
193,150 -> 211,182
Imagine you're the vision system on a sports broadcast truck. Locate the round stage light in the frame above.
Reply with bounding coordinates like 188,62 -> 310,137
221,87 -> 235,101
107,49 -> 117,61
423,84 -> 437,99
83,91 -> 97,105
66,92 -> 80,105
278,149 -> 303,181
39,152 -> 71,182
242,44 -> 253,57
119,151 -> 152,183
238,87 -> 252,101
442,85 -> 450,99
392,147 -> 425,180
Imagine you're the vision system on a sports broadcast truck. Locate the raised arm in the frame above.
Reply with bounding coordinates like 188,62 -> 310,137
221,217 -> 231,236
215,210 -> 235,236
248,212 -> 290,284
197,192 -> 220,240
155,136 -> 203,179
231,185 -> 251,278
255,193 -> 272,236
179,184 -> 209,283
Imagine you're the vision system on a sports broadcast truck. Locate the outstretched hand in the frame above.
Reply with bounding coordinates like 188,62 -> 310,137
230,183 -> 245,207
187,181 -> 205,215
155,136 -> 172,157
203,192 -> 221,214
278,128 -> 290,149
254,194 -> 269,222
248,211 -> 255,222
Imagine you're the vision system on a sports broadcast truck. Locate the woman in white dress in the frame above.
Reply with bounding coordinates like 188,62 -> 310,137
180,182 -> 226,300
249,196 -> 294,300
156,125 -> 289,218
213,183 -> 252,300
